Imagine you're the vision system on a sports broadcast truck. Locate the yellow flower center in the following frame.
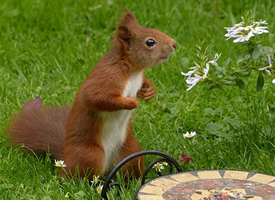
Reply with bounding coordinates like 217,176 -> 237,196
56,163 -> 62,167
96,187 -> 102,194
155,164 -> 161,169
94,177 -> 99,183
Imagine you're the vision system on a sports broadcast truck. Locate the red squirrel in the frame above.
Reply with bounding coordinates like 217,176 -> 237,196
6,10 -> 176,180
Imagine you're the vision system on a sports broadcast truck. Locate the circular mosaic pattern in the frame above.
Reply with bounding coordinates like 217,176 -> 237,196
136,170 -> 275,200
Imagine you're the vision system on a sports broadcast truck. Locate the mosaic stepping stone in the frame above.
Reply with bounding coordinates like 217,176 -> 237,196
136,170 -> 275,200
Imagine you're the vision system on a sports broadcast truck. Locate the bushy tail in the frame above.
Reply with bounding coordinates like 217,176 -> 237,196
6,97 -> 71,160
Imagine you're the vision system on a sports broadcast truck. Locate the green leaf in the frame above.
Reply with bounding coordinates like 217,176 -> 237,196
214,65 -> 226,74
222,57 -> 231,68
224,75 -> 236,80
233,68 -> 252,77
252,46 -> 261,60
237,53 -> 243,64
256,72 -> 264,92
234,69 -> 248,73
193,61 -> 200,68
262,46 -> 273,55
205,122 -> 224,134
235,78 -> 245,90
1,184 -> 14,189
244,54 -> 251,60
208,83 -> 217,90
74,191 -> 86,198
222,80 -> 235,85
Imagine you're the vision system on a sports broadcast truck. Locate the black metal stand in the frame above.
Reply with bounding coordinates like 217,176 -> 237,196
101,150 -> 182,199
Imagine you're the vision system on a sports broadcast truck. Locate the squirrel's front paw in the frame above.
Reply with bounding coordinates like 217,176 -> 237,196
127,97 -> 139,110
137,83 -> 155,101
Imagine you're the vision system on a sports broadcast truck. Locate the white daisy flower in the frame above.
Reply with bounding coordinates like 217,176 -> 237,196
91,175 -> 100,185
183,131 -> 196,138
54,159 -> 67,168
96,185 -> 103,194
153,162 -> 165,172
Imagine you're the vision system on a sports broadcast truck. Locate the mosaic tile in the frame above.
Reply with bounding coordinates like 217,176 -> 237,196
139,185 -> 165,195
248,173 -> 275,184
223,170 -> 248,180
171,172 -> 199,182
197,170 -> 222,179
138,194 -> 163,200
150,178 -> 179,189
268,182 -> 275,187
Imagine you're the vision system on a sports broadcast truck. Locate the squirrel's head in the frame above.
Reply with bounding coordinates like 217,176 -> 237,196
115,10 -> 176,70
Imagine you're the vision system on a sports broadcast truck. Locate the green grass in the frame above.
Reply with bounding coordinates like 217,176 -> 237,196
1,0 -> 275,199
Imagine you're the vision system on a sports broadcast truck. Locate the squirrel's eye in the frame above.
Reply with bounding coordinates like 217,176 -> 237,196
146,39 -> 156,47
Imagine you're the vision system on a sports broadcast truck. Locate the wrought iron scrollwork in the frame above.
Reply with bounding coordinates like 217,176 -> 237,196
101,150 -> 182,199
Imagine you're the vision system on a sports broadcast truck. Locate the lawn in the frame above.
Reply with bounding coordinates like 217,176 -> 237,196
0,0 -> 274,199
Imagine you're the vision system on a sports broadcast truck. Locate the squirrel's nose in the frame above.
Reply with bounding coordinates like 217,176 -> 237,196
171,39 -> 177,49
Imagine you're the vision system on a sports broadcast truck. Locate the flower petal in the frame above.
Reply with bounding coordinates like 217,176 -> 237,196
183,131 -> 196,138
54,159 -> 67,168
268,56 -> 272,66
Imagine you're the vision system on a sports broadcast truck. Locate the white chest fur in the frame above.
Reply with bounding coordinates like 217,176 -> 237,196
101,71 -> 143,172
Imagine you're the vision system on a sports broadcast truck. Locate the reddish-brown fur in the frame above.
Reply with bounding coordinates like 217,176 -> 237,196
6,10 -> 176,181
7,105 -> 70,159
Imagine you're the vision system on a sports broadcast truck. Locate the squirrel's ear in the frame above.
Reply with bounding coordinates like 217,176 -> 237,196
122,11 -> 138,26
117,25 -> 135,42
116,10 -> 137,47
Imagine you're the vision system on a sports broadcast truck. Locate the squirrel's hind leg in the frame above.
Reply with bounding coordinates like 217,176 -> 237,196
62,143 -> 106,180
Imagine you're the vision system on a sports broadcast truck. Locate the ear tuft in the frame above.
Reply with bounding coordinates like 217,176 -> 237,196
116,10 -> 137,46
122,10 -> 138,25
